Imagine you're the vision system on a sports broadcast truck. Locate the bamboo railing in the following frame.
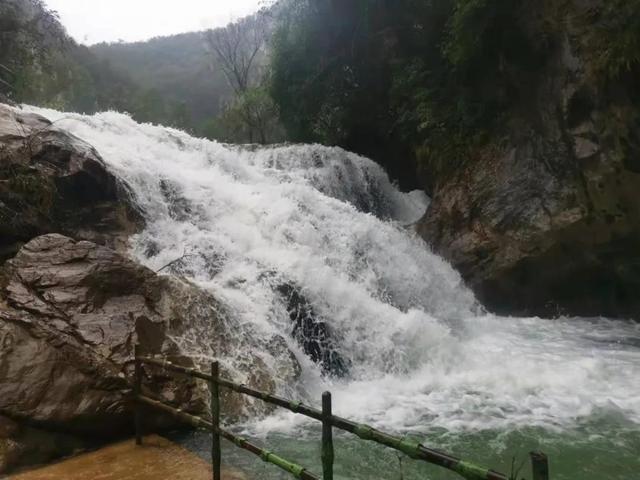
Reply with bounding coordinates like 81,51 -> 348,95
133,349 -> 550,480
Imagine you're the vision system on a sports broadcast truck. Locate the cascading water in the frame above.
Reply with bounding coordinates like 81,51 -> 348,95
26,106 -> 640,479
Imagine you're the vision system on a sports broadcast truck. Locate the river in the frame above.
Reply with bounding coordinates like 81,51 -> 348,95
28,106 -> 640,479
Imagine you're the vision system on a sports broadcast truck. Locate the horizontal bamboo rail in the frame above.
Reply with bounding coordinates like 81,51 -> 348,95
137,394 -> 319,480
135,355 -> 546,480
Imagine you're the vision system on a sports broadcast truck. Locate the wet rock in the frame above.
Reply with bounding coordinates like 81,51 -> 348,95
0,104 -> 141,262
0,414 -> 85,474
278,284 -> 349,376
160,179 -> 196,222
0,235 -> 205,436
0,234 -> 294,473
417,15 -> 640,320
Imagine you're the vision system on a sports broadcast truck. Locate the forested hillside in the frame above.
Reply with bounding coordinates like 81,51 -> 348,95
0,0 -> 192,128
269,0 -> 640,189
90,33 -> 230,133
0,0 -> 276,139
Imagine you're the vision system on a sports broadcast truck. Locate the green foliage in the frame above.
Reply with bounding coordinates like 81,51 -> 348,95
268,0 -> 569,182
578,0 -> 640,80
270,0 -> 403,155
0,0 -> 66,100
205,87 -> 283,144
1,1 -> 280,140
445,0 -> 522,69
91,32 -> 232,132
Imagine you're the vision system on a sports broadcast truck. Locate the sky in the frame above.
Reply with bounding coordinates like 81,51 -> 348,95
44,0 -> 265,45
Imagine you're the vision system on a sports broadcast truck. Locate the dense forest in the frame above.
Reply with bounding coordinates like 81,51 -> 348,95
1,0 -> 194,128
2,0 -> 639,187
0,0 -> 280,141
269,0 -> 640,187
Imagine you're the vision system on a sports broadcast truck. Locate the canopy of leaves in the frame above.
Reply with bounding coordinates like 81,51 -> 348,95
269,0 -> 640,186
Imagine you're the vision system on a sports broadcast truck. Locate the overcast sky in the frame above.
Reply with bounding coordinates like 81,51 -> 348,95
44,0 -> 264,45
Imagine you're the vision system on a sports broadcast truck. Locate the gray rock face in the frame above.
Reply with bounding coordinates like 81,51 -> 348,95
418,15 -> 640,319
0,104 -> 140,262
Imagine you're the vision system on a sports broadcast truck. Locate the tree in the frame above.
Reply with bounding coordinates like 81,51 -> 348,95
205,13 -> 268,95
0,0 -> 67,101
206,87 -> 282,144
205,11 -> 284,144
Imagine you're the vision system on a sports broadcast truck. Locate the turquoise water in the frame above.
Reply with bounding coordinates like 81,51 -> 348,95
173,413 -> 640,479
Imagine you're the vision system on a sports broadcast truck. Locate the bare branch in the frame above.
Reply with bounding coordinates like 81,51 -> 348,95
205,13 -> 268,95
156,250 -> 197,273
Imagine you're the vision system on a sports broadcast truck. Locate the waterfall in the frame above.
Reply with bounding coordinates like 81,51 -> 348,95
26,106 -> 640,438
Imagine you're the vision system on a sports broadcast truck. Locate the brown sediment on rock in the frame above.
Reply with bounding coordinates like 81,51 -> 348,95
9,435 -> 248,480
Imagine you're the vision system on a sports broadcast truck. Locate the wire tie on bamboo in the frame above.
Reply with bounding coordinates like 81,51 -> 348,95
454,460 -> 492,480
397,436 -> 422,459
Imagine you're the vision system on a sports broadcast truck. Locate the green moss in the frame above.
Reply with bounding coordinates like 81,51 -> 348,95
6,170 -> 56,214
577,0 -> 640,81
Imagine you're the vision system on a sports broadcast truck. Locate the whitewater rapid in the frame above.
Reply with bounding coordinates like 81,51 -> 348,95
26,107 -> 640,438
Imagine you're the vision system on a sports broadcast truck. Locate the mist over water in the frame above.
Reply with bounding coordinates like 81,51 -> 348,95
27,107 -> 640,478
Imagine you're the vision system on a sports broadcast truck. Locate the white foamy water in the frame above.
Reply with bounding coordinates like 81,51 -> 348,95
25,106 -> 640,437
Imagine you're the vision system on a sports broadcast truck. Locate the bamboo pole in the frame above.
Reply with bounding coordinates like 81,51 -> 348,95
321,392 -> 334,480
134,345 -> 143,446
531,452 -> 549,480
211,361 -> 221,480
136,394 -> 320,480
138,356 -> 509,480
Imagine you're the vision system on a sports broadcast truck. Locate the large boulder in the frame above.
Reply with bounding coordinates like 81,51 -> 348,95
0,104 -> 140,261
417,9 -> 640,319
0,234 -> 298,474
0,234 -> 206,431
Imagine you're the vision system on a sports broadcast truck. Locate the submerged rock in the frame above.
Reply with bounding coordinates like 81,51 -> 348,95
0,104 -> 140,262
278,284 -> 349,377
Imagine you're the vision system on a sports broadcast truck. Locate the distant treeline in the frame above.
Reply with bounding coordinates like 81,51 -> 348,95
0,0 -> 250,137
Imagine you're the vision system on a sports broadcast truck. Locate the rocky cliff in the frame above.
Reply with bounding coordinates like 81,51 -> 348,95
418,2 -> 640,320
0,104 -> 140,261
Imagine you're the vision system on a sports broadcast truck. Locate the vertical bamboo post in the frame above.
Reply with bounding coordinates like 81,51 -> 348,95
530,451 -> 549,480
321,391 -> 334,480
134,344 -> 142,446
211,361 -> 221,480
